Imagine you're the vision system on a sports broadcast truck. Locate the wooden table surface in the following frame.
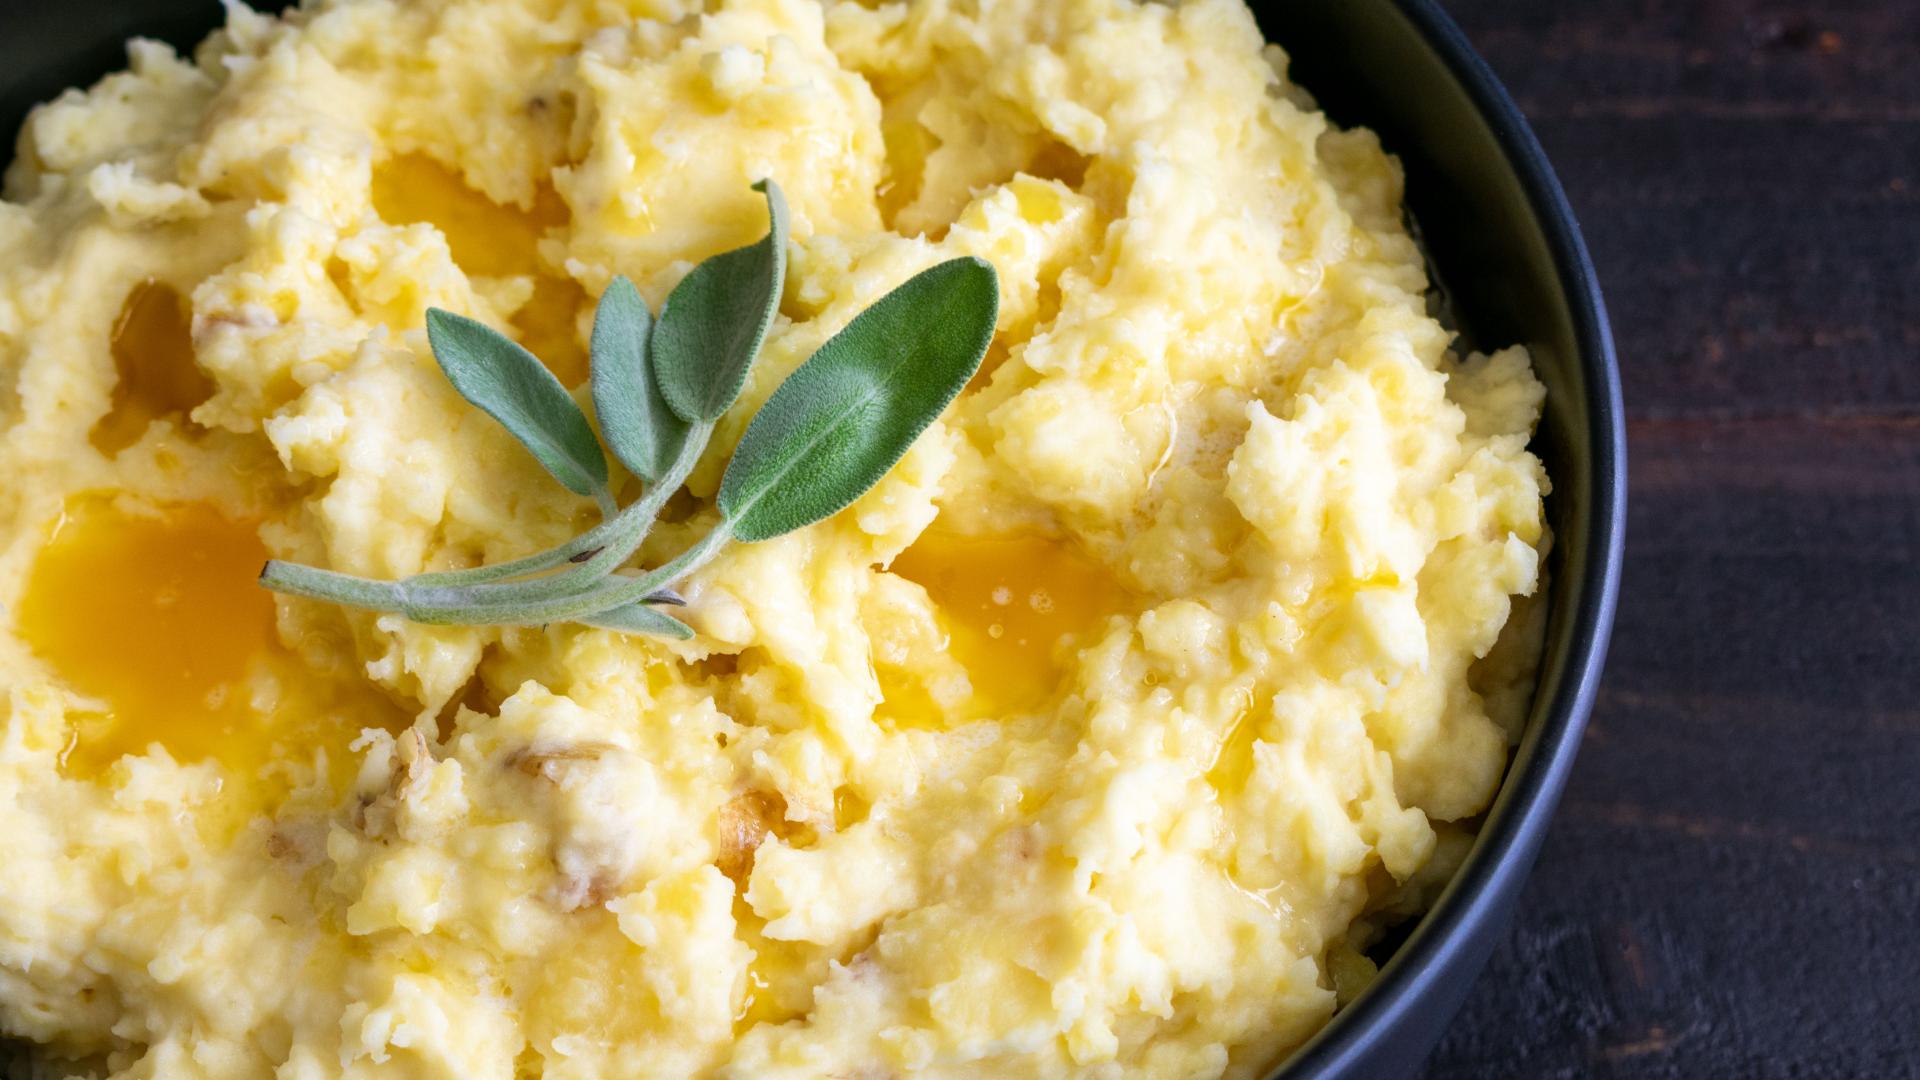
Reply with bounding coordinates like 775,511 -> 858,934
1420,2 -> 1920,1077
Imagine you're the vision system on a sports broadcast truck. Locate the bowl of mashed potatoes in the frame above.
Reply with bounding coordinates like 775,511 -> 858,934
0,1 -> 1623,1078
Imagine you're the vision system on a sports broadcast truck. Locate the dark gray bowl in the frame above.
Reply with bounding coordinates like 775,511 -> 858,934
0,2 -> 1623,1077
1254,3 -> 1624,1076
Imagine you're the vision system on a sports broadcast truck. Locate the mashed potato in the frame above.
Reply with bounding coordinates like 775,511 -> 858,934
0,0 -> 1549,1076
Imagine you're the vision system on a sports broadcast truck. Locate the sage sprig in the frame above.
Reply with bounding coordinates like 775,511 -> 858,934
259,179 -> 1000,639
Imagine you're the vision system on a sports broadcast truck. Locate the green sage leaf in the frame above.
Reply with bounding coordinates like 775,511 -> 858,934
653,179 -> 789,423
590,275 -> 689,484
718,256 -> 998,543
426,308 -> 609,498
578,602 -> 695,639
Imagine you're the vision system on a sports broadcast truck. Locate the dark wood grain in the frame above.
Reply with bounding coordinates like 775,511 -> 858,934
1424,2 -> 1920,1077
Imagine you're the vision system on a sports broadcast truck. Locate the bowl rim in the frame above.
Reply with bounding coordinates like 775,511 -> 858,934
1270,0 -> 1626,1075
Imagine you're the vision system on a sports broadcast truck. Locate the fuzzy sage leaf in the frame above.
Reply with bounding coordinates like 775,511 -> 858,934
718,256 -> 998,543
590,275 -> 689,485
578,602 -> 695,639
653,179 -> 789,423
426,309 -> 609,500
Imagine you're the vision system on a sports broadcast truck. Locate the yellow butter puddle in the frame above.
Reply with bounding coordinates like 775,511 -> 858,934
89,280 -> 210,456
18,497 -> 408,825
371,153 -> 587,386
886,531 -> 1130,728
1206,695 -> 1266,799
735,934 -> 812,1034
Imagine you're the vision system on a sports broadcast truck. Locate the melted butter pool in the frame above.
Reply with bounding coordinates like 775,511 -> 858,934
888,531 -> 1129,723
371,153 -> 587,385
89,280 -> 210,455
18,499 -> 406,814
21,499 -> 278,774
1206,703 -> 1260,798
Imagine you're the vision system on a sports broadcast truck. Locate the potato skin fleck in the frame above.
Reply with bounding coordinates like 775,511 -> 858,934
715,788 -> 786,884
0,0 -> 1546,1076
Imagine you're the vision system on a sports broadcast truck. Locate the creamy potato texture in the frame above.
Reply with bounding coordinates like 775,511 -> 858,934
0,0 -> 1549,1076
